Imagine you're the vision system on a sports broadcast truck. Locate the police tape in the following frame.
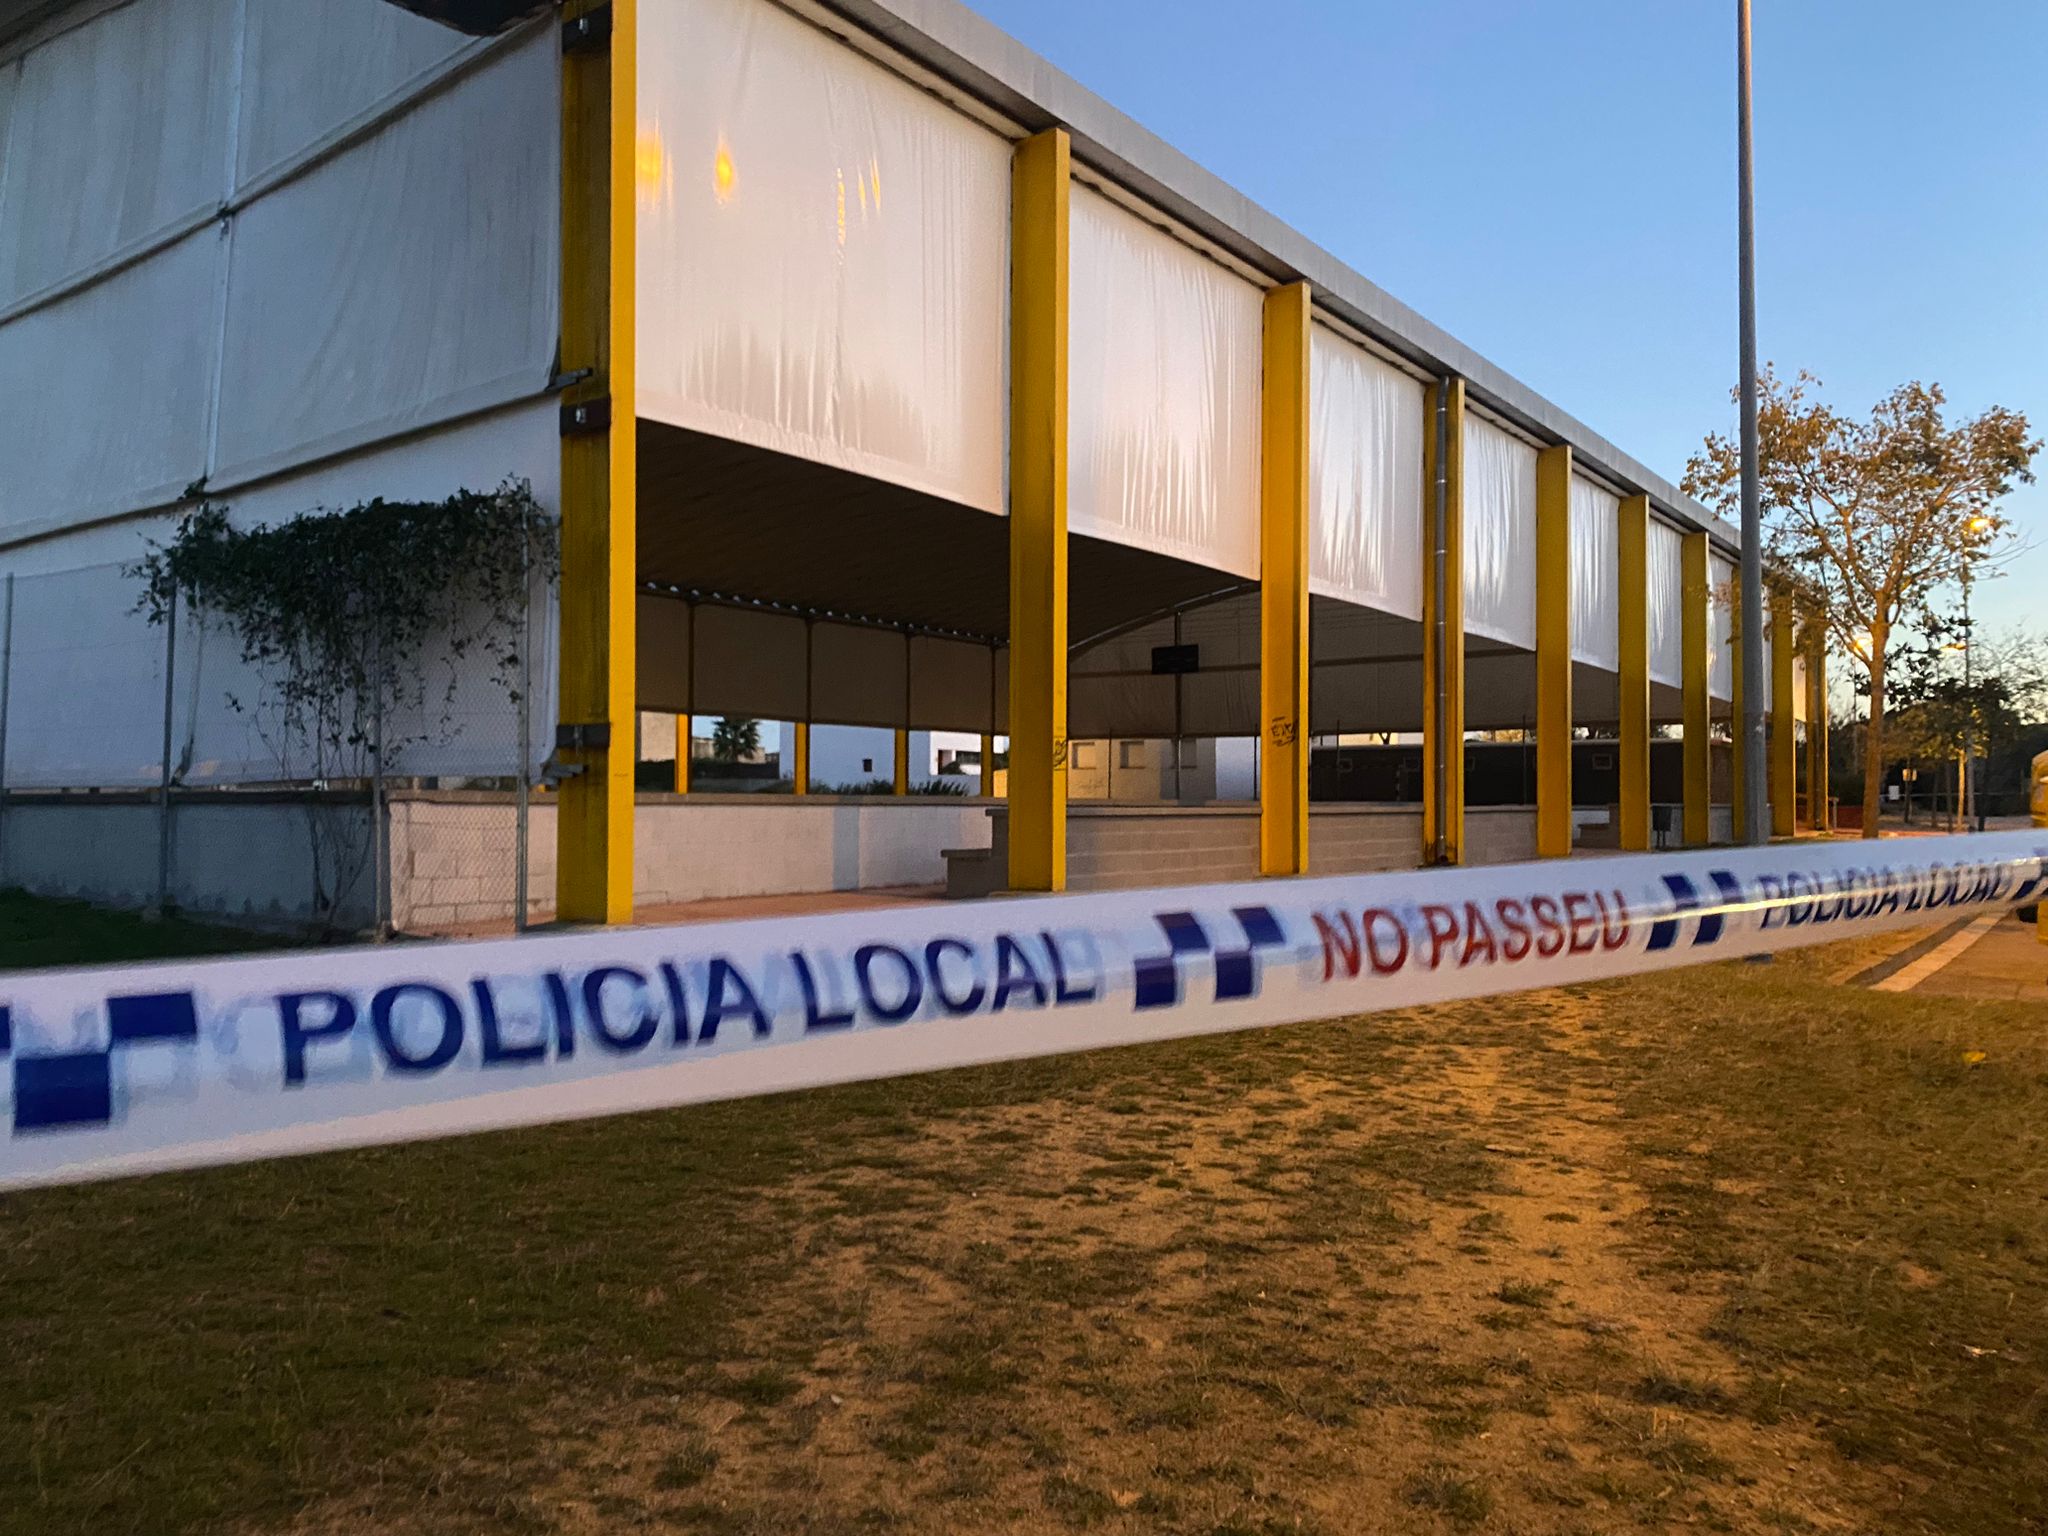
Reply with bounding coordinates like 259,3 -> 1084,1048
2,831 -> 2042,1192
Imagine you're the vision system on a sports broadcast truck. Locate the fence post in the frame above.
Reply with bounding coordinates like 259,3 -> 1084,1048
0,574 -> 13,888
152,586 -> 178,919
371,667 -> 388,942
514,544 -> 532,934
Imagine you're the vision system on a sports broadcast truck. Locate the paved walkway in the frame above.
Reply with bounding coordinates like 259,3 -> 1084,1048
1907,908 -> 2048,1004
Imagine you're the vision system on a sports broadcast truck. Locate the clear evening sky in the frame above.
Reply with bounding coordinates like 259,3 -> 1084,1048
964,0 -> 2047,637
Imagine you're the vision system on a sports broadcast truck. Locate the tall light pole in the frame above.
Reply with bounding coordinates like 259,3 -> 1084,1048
1961,514 -> 1990,830
1736,0 -> 1767,845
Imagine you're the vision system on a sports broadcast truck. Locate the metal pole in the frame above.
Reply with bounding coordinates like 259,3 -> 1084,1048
514,540 -> 532,933
1961,567 -> 1976,831
153,587 -> 178,918
1432,378 -> 1451,861
371,647 -> 388,942
0,575 -> 14,887
1736,0 -> 1767,846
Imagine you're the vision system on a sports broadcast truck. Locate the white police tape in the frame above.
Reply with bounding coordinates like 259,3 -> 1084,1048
2,831 -> 2042,1192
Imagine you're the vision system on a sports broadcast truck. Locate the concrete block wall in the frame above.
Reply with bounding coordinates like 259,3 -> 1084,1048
390,792 -> 991,931
1467,807 -> 1540,866
1306,806 -> 1425,876
1,793 -> 375,930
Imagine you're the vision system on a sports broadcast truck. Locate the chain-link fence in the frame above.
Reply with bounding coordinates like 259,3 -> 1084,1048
0,559 -> 555,936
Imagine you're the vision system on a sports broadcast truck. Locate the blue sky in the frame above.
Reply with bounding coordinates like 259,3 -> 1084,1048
964,0 -> 2047,636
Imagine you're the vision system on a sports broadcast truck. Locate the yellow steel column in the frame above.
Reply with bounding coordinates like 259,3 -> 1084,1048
980,732 -> 997,795
1259,281 -> 1312,877
672,717 -> 688,793
1681,532 -> 1711,846
1805,616 -> 1829,832
792,722 -> 810,795
1007,128 -> 1070,891
1616,495 -> 1652,851
1422,378 -> 1466,865
893,728 -> 910,795
556,0 -> 636,923
1771,591 -> 1797,838
1534,443 -> 1573,858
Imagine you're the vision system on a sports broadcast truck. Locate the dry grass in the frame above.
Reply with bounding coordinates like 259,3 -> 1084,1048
2,913 -> 2045,1534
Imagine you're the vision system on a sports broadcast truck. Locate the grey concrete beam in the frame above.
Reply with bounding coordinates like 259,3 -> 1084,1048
815,0 -> 1742,555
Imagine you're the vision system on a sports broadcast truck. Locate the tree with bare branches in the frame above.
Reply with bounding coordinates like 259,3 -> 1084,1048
1684,369 -> 2036,837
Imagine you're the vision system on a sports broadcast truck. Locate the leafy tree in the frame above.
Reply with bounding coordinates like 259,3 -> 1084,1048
1684,369 -> 2037,837
710,716 -> 761,763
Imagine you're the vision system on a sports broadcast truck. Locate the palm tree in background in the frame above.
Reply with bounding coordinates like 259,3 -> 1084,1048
711,716 -> 761,763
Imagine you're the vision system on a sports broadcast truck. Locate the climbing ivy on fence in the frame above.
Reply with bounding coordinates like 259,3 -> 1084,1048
129,480 -> 558,928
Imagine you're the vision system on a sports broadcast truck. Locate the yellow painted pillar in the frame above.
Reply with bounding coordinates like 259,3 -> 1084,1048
1259,281 -> 1312,877
1771,593 -> 1797,838
1534,443 -> 1573,859
672,717 -> 689,794
980,732 -> 997,796
1804,616 -> 1829,832
1007,128 -> 1070,891
893,728 -> 910,795
1616,495 -> 1652,851
792,722 -> 810,795
1422,377 -> 1466,866
1681,532 -> 1711,847
556,0 -> 636,923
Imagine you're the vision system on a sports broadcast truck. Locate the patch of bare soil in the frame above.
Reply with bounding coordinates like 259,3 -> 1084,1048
503,995 -> 1894,1534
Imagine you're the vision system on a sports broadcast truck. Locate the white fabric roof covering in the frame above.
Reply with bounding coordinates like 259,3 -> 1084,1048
1569,474 -> 1620,671
0,0 -> 559,544
1709,552 -> 1735,703
1070,182 -> 1262,580
214,27 -> 557,485
1647,517 -> 1684,689
1308,322 -> 1423,620
0,0 -> 234,308
0,229 -> 218,530
235,0 -> 466,187
636,0 -> 1010,515
1462,413 -> 1537,649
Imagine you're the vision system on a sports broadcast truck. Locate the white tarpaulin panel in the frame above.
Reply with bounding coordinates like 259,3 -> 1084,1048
1648,518 -> 1684,689
213,29 -> 557,486
637,595 -> 693,715
1569,475 -> 1620,671
0,230 -> 219,535
636,0 -> 1008,514
1309,324 -> 1423,620
1070,618 -> 1175,740
0,0 -> 234,307
908,637 -> 995,733
3,562 -> 181,788
1793,655 -> 1809,725
691,606 -> 808,721
1462,415 -> 1537,649
1070,185 -> 1262,579
235,0 -> 468,189
811,623 -> 907,728
1762,604 -> 1774,714
1709,553 -> 1735,702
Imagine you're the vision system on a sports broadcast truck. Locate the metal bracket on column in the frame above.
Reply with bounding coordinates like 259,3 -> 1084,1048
559,396 -> 612,437
555,722 -> 614,751
561,3 -> 612,55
